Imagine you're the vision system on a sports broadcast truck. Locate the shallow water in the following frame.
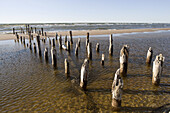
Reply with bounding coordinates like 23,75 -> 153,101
0,32 -> 170,112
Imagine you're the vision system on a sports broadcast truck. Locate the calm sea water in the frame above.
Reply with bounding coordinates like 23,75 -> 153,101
0,31 -> 170,112
1,23 -> 170,34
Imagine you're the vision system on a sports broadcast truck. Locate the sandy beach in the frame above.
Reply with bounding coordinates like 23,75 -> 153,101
0,28 -> 170,40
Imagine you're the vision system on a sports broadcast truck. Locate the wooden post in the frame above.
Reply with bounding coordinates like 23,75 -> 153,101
29,37 -> 31,44
25,24 -> 28,34
80,59 -> 89,90
31,35 -> 33,40
101,54 -> 104,65
112,69 -> 123,109
51,47 -> 57,67
20,27 -> 23,33
39,30 -> 41,35
41,28 -> 44,36
49,39 -> 51,45
13,28 -> 15,34
36,35 -> 40,44
55,33 -> 58,40
28,24 -> 30,33
36,35 -> 41,56
152,54 -> 165,85
96,43 -> 100,52
58,35 -> 62,49
52,38 -> 55,47
67,41 -> 70,52
87,42 -> 92,59
44,47 -> 48,61
69,31 -> 73,44
29,43 -> 32,50
43,38 -> 46,43
16,34 -> 19,42
146,47 -> 153,65
65,35 -> 67,43
45,32 -> 47,37
86,32 -> 89,47
20,36 -> 22,42
31,27 -> 33,33
35,27 -> 36,33
75,43 -> 78,56
64,59 -> 70,75
23,37 -> 25,45
109,34 -> 113,55
78,38 -> 81,47
33,43 -> 36,53
120,45 -> 129,77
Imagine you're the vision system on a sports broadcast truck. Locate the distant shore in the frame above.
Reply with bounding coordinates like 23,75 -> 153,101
0,28 -> 170,41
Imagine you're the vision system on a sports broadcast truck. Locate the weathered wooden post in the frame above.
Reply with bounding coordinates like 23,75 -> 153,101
120,45 -> 129,77
96,43 -> 100,52
31,35 -> 33,40
75,43 -> 78,56
80,59 -> 89,90
58,35 -> 62,49
52,38 -> 55,47
35,27 -> 36,33
41,28 -> 44,36
16,34 -> 19,42
65,35 -> 67,43
101,54 -> 104,65
152,54 -> 165,85
39,30 -> 41,35
55,33 -> 58,40
69,31 -> 73,44
146,47 -> 153,65
78,38 -> 81,47
36,35 -> 40,44
20,36 -> 22,43
31,27 -> 33,33
51,47 -> 57,67
43,38 -> 46,43
33,43 -> 36,53
111,69 -> 123,109
67,41 -> 70,52
26,24 -> 28,33
36,35 -> 41,56
13,28 -> 15,34
29,37 -> 31,44
29,43 -> 32,50
86,32 -> 89,47
109,34 -> 113,55
44,47 -> 48,61
87,42 -> 92,59
23,37 -> 25,45
27,24 -> 30,33
64,59 -> 70,75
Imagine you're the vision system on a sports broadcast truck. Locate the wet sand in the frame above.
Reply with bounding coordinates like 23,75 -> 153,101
1,28 -> 170,40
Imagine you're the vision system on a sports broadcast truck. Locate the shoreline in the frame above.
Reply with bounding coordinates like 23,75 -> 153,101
0,28 -> 170,41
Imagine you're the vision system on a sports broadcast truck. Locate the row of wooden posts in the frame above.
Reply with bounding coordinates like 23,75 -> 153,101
13,26 -> 165,109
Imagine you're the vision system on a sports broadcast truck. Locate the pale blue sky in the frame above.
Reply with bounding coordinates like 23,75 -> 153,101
0,0 -> 170,23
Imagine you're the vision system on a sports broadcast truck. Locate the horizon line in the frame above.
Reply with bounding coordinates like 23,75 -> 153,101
0,21 -> 170,24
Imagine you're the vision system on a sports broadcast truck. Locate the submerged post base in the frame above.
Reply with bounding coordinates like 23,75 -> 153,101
112,99 -> 121,109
